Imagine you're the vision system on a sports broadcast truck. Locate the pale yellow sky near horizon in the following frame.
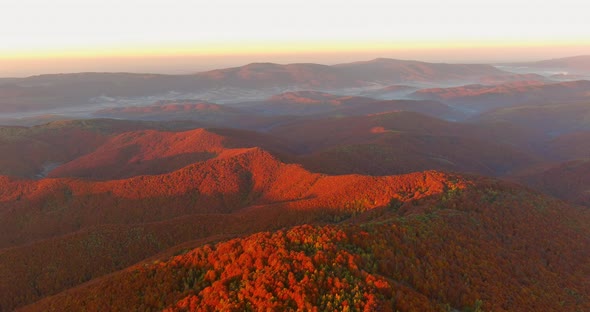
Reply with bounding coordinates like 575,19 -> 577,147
1,0 -> 589,76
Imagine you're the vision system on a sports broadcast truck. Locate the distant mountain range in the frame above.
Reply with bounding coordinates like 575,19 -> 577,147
507,55 -> 590,71
1,55 -> 589,115
0,58 -> 510,114
410,80 -> 590,113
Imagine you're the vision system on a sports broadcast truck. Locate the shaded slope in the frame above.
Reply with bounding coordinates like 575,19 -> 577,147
272,111 -> 540,176
515,158 -> 590,207
477,73 -> 549,85
92,99 -> 304,132
297,135 -> 534,176
332,99 -> 458,120
93,99 -> 243,121
411,80 -> 590,113
546,131 -> 590,160
476,101 -> 590,136
238,91 -> 376,115
237,91 -> 456,119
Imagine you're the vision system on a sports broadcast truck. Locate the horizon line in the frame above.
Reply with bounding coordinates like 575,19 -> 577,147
2,45 -> 590,78
0,54 -> 587,79
3,40 -> 590,60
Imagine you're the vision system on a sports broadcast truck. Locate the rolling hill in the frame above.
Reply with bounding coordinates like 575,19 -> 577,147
476,100 -> 590,136
514,158 -> 590,207
47,128 -> 293,180
477,73 -> 549,85
331,99 -> 459,120
18,176 -> 590,312
271,111 -> 541,176
196,63 -> 359,89
93,100 -> 242,120
0,146 -> 464,310
236,91 -> 376,115
410,80 -> 590,113
546,131 -> 590,160
235,91 -> 457,119
511,55 -> 590,72
333,58 -> 507,83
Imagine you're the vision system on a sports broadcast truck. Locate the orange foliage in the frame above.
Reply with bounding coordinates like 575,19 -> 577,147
19,180 -> 590,312
0,147 -> 466,310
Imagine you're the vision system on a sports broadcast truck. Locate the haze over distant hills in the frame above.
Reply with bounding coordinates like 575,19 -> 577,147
0,55 -> 588,119
507,55 -> 590,72
410,80 -> 590,114
0,58 -> 516,115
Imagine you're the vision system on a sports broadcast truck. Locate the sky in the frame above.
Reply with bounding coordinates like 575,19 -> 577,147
1,0 -> 589,76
